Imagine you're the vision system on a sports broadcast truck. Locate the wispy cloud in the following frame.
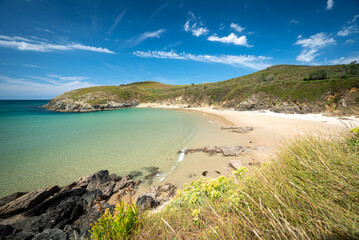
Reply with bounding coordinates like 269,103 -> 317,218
294,32 -> 335,62
230,23 -> 245,33
337,15 -> 359,37
108,9 -> 127,35
143,1 -> 171,27
47,74 -> 90,81
0,35 -> 115,54
0,74 -> 95,99
289,19 -> 299,24
326,0 -> 334,10
184,12 -> 208,37
330,56 -> 359,64
126,29 -> 165,47
133,50 -> 271,70
23,64 -> 39,68
208,33 -> 251,47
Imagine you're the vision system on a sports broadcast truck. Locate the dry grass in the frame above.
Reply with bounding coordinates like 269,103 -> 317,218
133,132 -> 359,239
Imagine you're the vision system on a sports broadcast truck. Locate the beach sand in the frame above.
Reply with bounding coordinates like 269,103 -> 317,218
137,103 -> 359,191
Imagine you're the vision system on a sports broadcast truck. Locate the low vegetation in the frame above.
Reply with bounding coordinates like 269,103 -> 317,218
50,63 -> 359,114
90,128 -> 359,239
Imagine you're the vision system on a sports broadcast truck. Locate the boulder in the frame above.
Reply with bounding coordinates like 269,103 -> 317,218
113,175 -> 136,192
0,186 -> 60,218
32,229 -> 67,240
136,193 -> 159,211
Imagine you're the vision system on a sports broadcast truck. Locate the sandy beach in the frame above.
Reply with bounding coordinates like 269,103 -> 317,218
138,103 -> 359,190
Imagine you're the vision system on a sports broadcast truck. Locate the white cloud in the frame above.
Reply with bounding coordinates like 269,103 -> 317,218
127,29 -> 165,47
289,19 -> 299,24
294,33 -> 335,62
295,32 -> 335,49
184,12 -> 208,37
337,15 -> 359,37
0,35 -> 114,53
330,56 -> 359,64
230,23 -> 245,33
47,75 -> 90,81
133,50 -> 271,70
296,49 -> 318,62
0,75 -> 95,99
208,33 -> 251,47
326,0 -> 334,10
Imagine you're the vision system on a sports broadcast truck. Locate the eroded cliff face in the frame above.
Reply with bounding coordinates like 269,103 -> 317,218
45,98 -> 139,112
44,90 -> 140,112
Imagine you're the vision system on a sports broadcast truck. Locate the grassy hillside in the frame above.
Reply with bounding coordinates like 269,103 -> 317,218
90,129 -> 359,239
49,63 -> 359,114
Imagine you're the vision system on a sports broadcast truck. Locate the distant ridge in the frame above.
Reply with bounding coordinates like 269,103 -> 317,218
45,63 -> 359,114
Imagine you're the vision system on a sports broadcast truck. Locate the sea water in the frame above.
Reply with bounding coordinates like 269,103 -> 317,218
0,100 -> 214,197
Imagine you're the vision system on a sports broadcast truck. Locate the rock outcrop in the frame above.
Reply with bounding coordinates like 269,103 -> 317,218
44,99 -> 139,112
0,170 -> 140,240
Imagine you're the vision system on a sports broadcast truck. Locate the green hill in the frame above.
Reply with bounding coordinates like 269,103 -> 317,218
45,63 -> 359,114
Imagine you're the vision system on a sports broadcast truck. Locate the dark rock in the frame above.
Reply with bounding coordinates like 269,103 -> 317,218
24,188 -> 86,217
136,194 -> 159,211
141,167 -> 159,173
215,171 -> 221,174
6,230 -> 34,240
76,170 -> 110,189
75,203 -> 114,239
129,170 -> 143,178
58,182 -> 76,193
63,225 -> 80,240
202,171 -> 208,176
0,224 -> 14,239
76,170 -> 117,199
32,229 -> 67,240
231,126 -> 254,133
113,175 -> 135,192
0,192 -> 27,208
14,196 -> 84,232
0,186 -> 60,218
82,190 -> 102,211
144,171 -> 160,180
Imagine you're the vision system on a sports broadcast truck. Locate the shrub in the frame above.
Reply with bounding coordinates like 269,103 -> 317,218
90,201 -> 139,240
307,69 -> 328,80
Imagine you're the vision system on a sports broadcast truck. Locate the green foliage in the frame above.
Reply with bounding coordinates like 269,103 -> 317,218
307,69 -> 328,80
136,132 -> 359,239
90,202 -> 139,240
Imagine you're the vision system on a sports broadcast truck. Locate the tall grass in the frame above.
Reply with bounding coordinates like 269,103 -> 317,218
134,132 -> 359,239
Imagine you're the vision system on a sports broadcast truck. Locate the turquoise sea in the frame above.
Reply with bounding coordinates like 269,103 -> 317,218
0,100 -> 213,197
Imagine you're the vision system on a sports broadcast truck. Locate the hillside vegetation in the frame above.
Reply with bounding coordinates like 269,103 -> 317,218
90,129 -> 359,239
46,63 -> 359,114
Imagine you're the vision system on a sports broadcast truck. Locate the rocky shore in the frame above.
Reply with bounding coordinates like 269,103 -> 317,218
44,98 -> 139,112
0,170 -> 176,240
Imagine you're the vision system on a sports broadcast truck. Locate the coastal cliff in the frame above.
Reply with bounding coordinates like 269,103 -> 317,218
45,63 -> 359,114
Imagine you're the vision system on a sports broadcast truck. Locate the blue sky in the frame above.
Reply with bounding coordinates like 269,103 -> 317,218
0,0 -> 358,99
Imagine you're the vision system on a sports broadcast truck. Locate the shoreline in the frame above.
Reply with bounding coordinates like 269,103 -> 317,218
137,103 -> 359,191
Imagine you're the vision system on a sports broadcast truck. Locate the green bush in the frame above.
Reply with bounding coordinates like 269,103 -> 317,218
90,201 -> 139,240
307,69 -> 328,80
